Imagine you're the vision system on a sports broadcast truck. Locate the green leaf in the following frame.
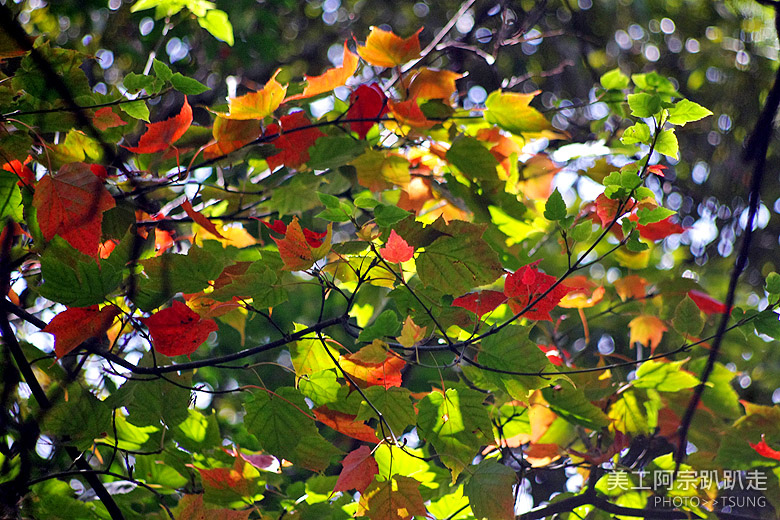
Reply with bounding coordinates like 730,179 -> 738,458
689,359 -> 740,419
197,8 -> 234,46
633,359 -> 699,392
152,58 -> 172,81
374,204 -> 411,227
625,232 -> 649,252
356,386 -> 416,437
298,370 -> 341,406
667,99 -> 712,126
176,409 -> 221,451
358,309 -> 401,342
318,192 -> 341,209
0,171 -> 23,222
446,137 -> 499,180
627,92 -> 662,118
608,389 -> 652,434
109,362 -> 191,427
544,188 -> 567,220
620,170 -> 643,190
765,272 -> 780,295
484,90 -> 553,135
464,460 -> 516,520
417,385 -> 493,478
621,122 -> 651,145
542,381 -> 610,430
38,239 -> 121,307
600,68 -> 630,90
637,206 -> 675,225
290,325 -> 339,375
123,72 -> 155,93
170,72 -> 210,94
654,128 -> 679,159
120,99 -> 150,122
672,295 -> 704,337
308,136 -> 367,170
754,310 -> 780,339
631,72 -> 678,95
570,221 -> 593,242
42,386 -> 112,450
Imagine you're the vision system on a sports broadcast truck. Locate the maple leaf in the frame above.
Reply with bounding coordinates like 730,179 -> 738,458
406,68 -> 462,100
647,164 -> 667,177
537,344 -> 566,366
558,276 -> 605,309
749,434 -> 780,461
314,406 -> 379,443
214,69 -> 287,120
176,495 -> 251,520
270,216 -> 332,271
635,215 -> 685,241
181,199 -> 225,238
357,27 -> 422,68
348,83 -> 388,139
359,475 -> 427,520
190,455 -> 255,498
3,157 -> 35,186
203,116 -> 262,159
452,290 -> 508,318
614,275 -> 648,301
140,300 -> 218,357
42,305 -> 121,358
388,99 -> 434,129
569,430 -> 630,465
340,343 -> 405,388
334,446 -> 379,494
503,263 -> 575,321
628,315 -> 667,353
264,111 -> 324,169
123,97 -> 192,153
33,162 -> 116,257
287,41 -> 359,101
379,229 -> 414,263
396,316 -> 426,348
92,106 -> 126,131
688,289 -> 728,315
594,193 -> 633,228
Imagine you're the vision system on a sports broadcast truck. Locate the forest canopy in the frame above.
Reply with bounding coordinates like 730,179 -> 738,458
1,0 -> 780,519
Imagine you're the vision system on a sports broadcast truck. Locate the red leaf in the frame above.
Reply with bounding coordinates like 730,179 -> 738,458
271,216 -> 331,271
181,199 -> 225,238
92,106 -> 127,131
688,290 -> 728,315
176,495 -> 251,520
537,344 -> 567,366
340,344 -> 405,388
749,434 -> 780,461
647,164 -> 667,177
190,456 -> 254,498
123,97 -> 192,154
287,41 -> 359,101
264,111 -> 324,170
43,305 -> 121,358
348,84 -> 388,139
380,229 -> 414,263
504,263 -> 574,321
3,158 -> 35,186
594,193 -> 632,228
334,446 -> 379,494
140,300 -> 218,357
452,290 -> 508,318
636,215 -> 685,241
263,218 -> 327,248
33,163 -> 116,257
314,406 -> 379,443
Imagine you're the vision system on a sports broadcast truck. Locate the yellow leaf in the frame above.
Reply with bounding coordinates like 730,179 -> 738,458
614,275 -> 648,302
397,316 -> 427,347
357,27 -> 422,68
214,69 -> 286,120
628,315 -> 667,353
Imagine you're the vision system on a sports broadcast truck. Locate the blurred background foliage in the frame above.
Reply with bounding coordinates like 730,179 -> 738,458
7,0 -> 780,446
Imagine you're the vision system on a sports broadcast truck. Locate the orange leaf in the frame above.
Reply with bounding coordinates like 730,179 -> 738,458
190,456 -> 254,498
264,111 -> 324,170
181,199 -> 225,239
123,97 -> 192,154
176,495 -> 252,520
559,277 -> 605,309
334,446 -> 379,494
3,157 -> 35,186
140,300 -> 218,357
407,68 -> 462,100
359,475 -> 427,520
287,41 -> 359,101
33,163 -> 116,257
614,275 -> 648,302
594,193 -> 633,228
92,107 -> 127,131
203,116 -> 262,159
272,216 -> 332,271
314,406 -> 379,443
749,434 -> 780,461
388,99 -> 434,129
340,343 -> 405,388
43,305 -> 121,358
357,27 -> 422,68
215,70 -> 286,120
628,315 -> 667,353
380,229 -> 414,263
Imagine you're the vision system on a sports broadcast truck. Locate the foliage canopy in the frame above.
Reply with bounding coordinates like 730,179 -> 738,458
1,1 -> 780,519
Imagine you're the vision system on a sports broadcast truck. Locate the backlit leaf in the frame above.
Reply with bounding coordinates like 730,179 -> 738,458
407,68 -> 462,100
340,341 -> 405,388
484,90 -> 555,136
92,107 -> 126,131
688,289 -> 727,315
504,263 -> 574,321
334,446 -> 378,494
215,70 -> 286,120
43,305 -> 121,358
633,359 -> 699,392
314,406 -> 379,443
123,97 -> 192,153
288,41 -> 359,100
672,295 -> 705,337
749,435 -> 780,461
141,300 -> 218,357
452,290 -> 508,318
272,216 -> 332,271
357,27 -> 422,68
359,475 -> 427,520
463,460 -> 516,520
348,83 -> 389,139
265,111 -> 325,170
628,315 -> 667,353
380,229 -> 414,263
181,199 -> 225,239
667,99 -> 712,126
